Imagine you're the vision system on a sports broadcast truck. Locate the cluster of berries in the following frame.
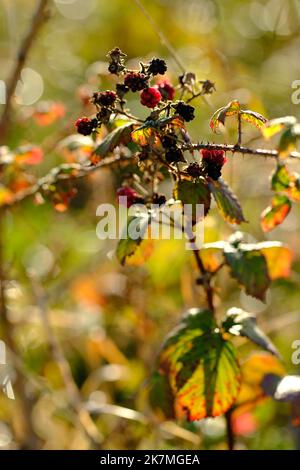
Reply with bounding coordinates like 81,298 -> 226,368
75,90 -> 117,136
201,149 -> 227,180
161,132 -> 184,164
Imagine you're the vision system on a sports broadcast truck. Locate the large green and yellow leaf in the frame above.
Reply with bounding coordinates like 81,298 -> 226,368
159,308 -> 241,421
261,194 -> 291,232
209,178 -> 246,224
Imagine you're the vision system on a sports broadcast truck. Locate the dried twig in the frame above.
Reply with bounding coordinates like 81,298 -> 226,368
0,0 -> 50,141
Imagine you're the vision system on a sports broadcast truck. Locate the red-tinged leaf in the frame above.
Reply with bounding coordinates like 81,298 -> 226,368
240,110 -> 267,129
210,100 -> 240,133
208,178 -> 246,224
261,194 -> 291,232
15,145 -> 43,165
262,116 -> 297,140
159,308 -> 241,421
224,244 -> 271,301
95,122 -> 136,156
272,164 -> 300,202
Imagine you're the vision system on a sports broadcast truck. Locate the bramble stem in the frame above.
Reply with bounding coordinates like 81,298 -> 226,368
225,410 -> 235,450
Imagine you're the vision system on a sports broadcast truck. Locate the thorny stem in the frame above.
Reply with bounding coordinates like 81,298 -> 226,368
0,0 -> 50,141
237,112 -> 242,146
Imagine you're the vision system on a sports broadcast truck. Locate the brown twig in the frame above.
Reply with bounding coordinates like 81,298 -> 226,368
225,409 -> 235,450
0,0 -> 50,141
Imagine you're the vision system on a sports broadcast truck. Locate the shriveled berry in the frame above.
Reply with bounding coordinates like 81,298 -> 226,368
92,91 -> 117,107
124,72 -> 148,92
140,87 -> 162,108
186,162 -> 202,178
75,117 -> 97,136
108,62 -> 121,75
174,102 -> 195,122
96,108 -> 111,124
165,147 -> 184,163
116,187 -> 139,208
148,58 -> 167,76
156,80 -> 175,101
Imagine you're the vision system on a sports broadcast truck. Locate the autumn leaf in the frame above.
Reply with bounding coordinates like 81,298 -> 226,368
210,100 -> 240,133
14,145 -> 43,165
261,194 -> 291,232
131,123 -> 161,148
271,164 -> 300,202
158,308 -> 241,420
208,178 -> 246,224
240,110 -> 267,129
199,242 -> 226,273
256,241 -> 292,280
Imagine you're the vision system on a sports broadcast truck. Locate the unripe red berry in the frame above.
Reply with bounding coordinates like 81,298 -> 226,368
117,187 -> 138,208
201,149 -> 227,166
156,80 -> 175,101
140,87 -> 162,108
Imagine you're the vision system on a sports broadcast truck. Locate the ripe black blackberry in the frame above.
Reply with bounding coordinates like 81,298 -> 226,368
174,102 -> 195,122
203,163 -> 222,181
165,147 -> 184,163
124,72 -> 148,92
186,162 -> 202,178
148,58 -> 167,75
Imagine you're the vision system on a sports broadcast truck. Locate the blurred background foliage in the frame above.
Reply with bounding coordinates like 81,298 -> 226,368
0,0 -> 300,450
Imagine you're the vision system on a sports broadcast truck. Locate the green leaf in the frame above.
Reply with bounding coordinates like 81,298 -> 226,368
174,179 -> 211,219
224,243 -> 271,301
240,110 -> 267,129
272,164 -> 300,202
262,116 -> 297,140
210,100 -> 240,133
278,125 -> 300,159
149,372 -> 175,419
208,178 -> 246,224
223,307 -> 280,357
116,215 -> 149,265
159,308 -> 241,420
261,194 -> 291,232
95,122 -> 135,156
